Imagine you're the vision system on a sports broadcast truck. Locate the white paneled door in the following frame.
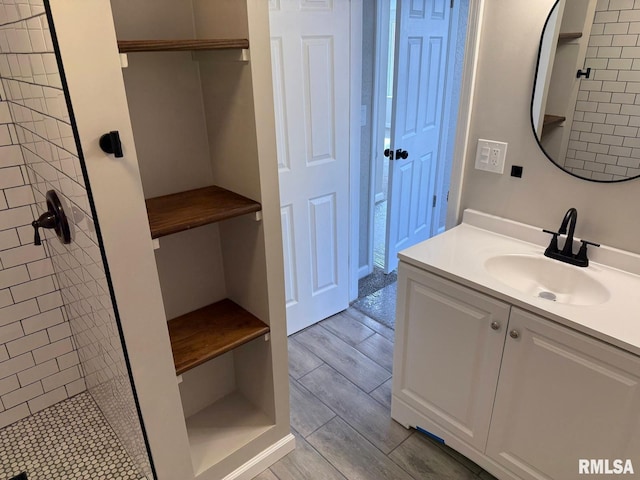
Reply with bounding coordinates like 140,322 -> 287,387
385,0 -> 451,273
269,0 -> 350,335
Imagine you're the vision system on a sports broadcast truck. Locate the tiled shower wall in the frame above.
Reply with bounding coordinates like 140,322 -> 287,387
565,0 -> 640,179
0,89 -> 83,430
0,1 -> 152,477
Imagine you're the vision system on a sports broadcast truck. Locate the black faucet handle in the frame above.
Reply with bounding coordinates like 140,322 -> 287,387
542,229 -> 560,254
575,239 -> 600,266
580,239 -> 600,248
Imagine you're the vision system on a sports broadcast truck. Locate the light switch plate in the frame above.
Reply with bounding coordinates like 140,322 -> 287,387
475,139 -> 508,174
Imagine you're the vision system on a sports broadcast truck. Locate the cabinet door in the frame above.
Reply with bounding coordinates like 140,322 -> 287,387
487,308 -> 640,480
392,263 -> 510,451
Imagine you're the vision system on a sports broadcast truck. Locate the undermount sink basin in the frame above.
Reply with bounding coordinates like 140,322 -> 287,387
484,254 -> 610,306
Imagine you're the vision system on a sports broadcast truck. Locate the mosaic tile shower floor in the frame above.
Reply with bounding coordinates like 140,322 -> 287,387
0,392 -> 145,480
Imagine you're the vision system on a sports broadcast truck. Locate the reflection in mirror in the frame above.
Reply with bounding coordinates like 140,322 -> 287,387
532,0 -> 640,182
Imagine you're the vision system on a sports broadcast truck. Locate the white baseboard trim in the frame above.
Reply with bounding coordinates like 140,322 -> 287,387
221,434 -> 296,480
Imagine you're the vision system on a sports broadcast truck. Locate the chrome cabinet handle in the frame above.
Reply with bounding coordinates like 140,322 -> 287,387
490,321 -> 501,331
510,330 -> 520,339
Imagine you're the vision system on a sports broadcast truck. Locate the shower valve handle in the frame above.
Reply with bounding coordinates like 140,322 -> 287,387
32,190 -> 71,246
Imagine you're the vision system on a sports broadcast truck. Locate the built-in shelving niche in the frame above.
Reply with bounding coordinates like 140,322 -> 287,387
176,321 -> 274,476
115,23 -> 279,476
146,187 -> 274,476
145,185 -> 268,378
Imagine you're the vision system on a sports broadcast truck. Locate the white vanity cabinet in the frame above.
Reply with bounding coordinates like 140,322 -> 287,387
487,307 -> 640,480
392,261 -> 640,480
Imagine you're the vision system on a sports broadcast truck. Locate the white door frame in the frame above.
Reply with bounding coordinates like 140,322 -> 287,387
446,0 -> 486,229
360,0 -> 392,282
349,0 -> 484,300
434,0 -> 464,236
349,0 -> 363,301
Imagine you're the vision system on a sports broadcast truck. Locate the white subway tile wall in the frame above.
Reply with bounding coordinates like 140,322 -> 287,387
0,80 -> 79,430
0,1 -> 152,478
565,0 -> 640,179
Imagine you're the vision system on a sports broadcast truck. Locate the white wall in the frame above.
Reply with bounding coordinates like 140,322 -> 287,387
461,0 -> 640,254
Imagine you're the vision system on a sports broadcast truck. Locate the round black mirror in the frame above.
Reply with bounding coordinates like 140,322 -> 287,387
532,0 -> 640,182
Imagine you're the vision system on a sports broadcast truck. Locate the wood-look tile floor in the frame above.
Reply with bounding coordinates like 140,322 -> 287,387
255,308 -> 498,480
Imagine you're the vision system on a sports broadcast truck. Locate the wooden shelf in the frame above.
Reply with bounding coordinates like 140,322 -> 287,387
544,114 -> 566,127
558,32 -> 582,41
146,185 -> 261,239
118,38 -> 249,53
168,299 -> 269,376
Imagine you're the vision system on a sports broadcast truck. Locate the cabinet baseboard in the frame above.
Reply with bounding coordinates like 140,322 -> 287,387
392,397 -> 517,480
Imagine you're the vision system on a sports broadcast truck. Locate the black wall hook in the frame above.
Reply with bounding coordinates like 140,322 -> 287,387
576,68 -> 591,79
32,190 -> 71,246
99,130 -> 123,157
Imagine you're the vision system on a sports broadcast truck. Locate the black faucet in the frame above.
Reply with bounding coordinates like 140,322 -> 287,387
543,208 -> 599,267
558,207 -> 578,256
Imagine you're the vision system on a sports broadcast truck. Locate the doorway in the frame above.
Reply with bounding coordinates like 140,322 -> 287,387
362,0 -> 469,281
269,0 -> 471,335
358,0 -> 472,331
372,0 -> 397,273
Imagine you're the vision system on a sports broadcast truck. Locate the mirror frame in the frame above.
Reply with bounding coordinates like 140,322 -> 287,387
531,0 -> 640,183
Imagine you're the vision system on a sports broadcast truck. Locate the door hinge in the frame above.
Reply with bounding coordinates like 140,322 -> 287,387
450,0 -> 454,9
447,190 -> 449,202
432,195 -> 437,208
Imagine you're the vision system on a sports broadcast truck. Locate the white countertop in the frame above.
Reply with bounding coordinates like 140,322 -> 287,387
398,210 -> 640,356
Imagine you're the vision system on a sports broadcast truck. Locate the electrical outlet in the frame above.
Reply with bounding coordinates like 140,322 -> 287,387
475,139 -> 508,174
491,148 -> 501,165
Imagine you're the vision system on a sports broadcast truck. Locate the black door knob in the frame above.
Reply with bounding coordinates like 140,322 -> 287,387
32,190 -> 71,246
395,149 -> 409,160
99,130 -> 123,157
384,148 -> 394,160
